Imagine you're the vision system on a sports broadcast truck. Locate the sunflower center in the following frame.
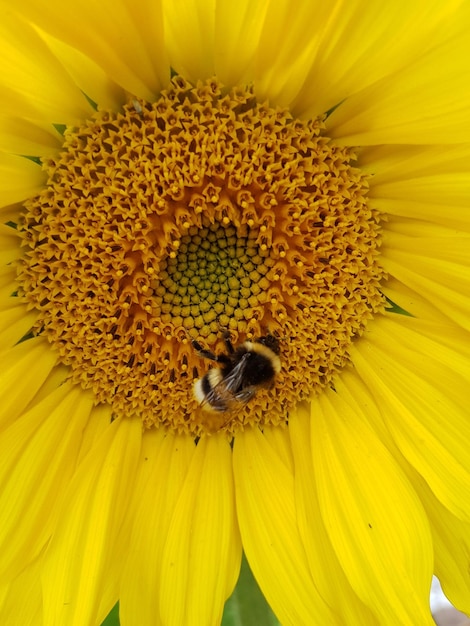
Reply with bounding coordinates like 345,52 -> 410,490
154,221 -> 273,342
17,76 -> 386,436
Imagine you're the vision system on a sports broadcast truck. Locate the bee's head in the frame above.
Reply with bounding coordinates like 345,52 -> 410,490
255,334 -> 280,355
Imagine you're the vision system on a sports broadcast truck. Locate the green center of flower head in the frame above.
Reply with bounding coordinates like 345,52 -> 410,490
17,76 -> 386,436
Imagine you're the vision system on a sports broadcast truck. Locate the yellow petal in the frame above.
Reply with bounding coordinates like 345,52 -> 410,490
0,204 -> 23,225
411,471 -> 470,615
364,144 -> 470,231
381,231 -> 470,331
383,217 -> 470,239
377,316 -> 470,376
214,0 -> 270,86
0,10 -> 92,124
234,426 -> 337,625
295,0 -> 463,118
163,0 -> 216,79
13,0 -> 169,100
30,367 -> 73,412
0,154 -> 46,208
0,265 -> 18,300
289,405 -> 380,625
0,224 -> 22,266
352,315 -> 470,521
75,403 -> 116,466
0,383 -> 93,582
0,555 -> 42,625
382,276 -> 455,326
41,416 -> 142,626
93,410 -> 149,624
0,338 -> 59,431
328,4 -> 470,144
120,431 -> 196,625
0,116 -> 62,158
0,304 -> 38,352
262,422 -> 294,472
0,266 -> 31,341
311,386 -> 434,624
383,227 -> 470,267
251,0 -> 325,107
38,30 -> 126,111
159,435 -> 241,626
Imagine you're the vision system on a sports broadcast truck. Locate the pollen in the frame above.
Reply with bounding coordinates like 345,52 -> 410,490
16,77 -> 386,436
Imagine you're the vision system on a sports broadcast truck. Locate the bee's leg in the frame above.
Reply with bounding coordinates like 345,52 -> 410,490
192,340 -> 218,362
192,340 -> 232,364
222,330 -> 234,354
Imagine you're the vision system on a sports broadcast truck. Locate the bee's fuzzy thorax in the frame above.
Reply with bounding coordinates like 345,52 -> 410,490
243,341 -> 281,374
192,334 -> 281,414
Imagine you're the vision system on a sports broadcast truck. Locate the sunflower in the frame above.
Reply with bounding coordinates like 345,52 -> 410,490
1,1 -> 470,625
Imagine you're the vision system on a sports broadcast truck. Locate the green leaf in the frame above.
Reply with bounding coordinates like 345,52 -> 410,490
101,602 -> 120,626
222,554 -> 281,626
384,295 -> 413,317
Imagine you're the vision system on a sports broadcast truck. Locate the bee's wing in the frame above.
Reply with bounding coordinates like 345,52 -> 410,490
203,353 -> 252,411
222,353 -> 251,393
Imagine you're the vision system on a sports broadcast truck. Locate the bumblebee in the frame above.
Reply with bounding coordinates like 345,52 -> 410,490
192,333 -> 281,412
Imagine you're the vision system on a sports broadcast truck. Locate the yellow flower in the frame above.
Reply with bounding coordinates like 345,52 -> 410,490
1,1 -> 470,624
